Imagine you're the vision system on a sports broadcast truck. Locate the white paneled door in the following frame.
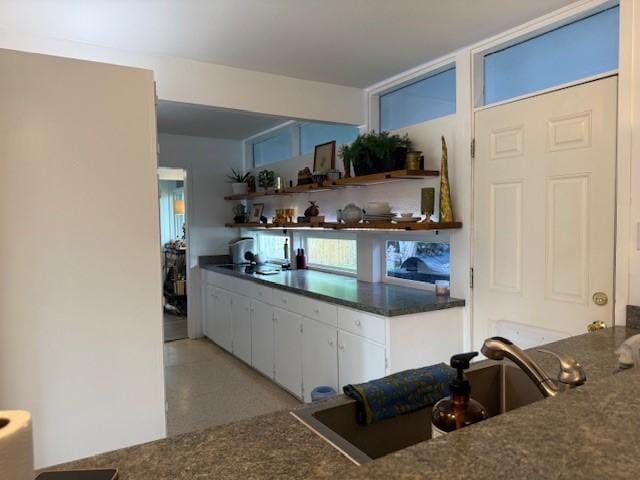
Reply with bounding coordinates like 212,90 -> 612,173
473,77 -> 617,349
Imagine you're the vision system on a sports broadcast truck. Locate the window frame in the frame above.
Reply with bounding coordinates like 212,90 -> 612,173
297,231 -> 358,276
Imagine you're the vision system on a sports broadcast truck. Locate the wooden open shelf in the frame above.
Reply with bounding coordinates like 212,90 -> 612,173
224,221 -> 462,232
223,169 -> 439,200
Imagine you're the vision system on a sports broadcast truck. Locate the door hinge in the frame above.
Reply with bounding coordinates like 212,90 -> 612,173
470,267 -> 474,289
470,138 -> 475,159
300,323 -> 303,334
385,356 -> 388,371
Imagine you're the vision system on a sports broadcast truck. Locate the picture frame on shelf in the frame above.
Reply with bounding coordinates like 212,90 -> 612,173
248,203 -> 264,223
313,141 -> 336,173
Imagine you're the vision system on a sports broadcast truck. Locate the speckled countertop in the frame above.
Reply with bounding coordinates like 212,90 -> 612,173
201,264 -> 465,316
51,327 -> 640,479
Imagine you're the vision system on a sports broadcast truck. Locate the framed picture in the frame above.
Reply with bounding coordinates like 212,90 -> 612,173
248,203 -> 264,223
313,141 -> 336,172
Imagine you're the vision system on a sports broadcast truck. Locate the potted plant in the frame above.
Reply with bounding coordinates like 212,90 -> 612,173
340,131 -> 413,176
226,168 -> 250,195
258,169 -> 276,192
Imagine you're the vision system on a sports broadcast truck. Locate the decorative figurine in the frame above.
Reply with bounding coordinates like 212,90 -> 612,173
439,136 -> 454,223
304,201 -> 320,218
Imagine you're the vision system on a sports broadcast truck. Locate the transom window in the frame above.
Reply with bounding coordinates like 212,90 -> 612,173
379,67 -> 456,131
482,6 -> 619,106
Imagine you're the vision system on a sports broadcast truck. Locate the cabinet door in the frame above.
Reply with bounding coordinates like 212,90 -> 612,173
273,307 -> 303,399
213,288 -> 233,352
251,300 -> 274,378
204,284 -> 216,339
302,317 -> 338,402
231,294 -> 252,365
338,330 -> 386,388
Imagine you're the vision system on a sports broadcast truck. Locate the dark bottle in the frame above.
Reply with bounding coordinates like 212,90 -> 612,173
431,352 -> 488,438
298,248 -> 307,270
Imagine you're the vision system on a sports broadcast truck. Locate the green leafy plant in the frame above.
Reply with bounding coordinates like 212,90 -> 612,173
226,168 -> 251,183
340,131 -> 413,176
257,169 -> 276,190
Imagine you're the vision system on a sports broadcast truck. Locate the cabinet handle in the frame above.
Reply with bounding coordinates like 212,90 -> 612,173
328,339 -> 334,347
282,298 -> 287,304
313,307 -> 320,314
338,344 -> 345,350
355,319 -> 361,327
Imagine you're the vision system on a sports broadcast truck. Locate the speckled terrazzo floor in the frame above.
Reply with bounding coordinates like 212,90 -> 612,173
164,338 -> 300,436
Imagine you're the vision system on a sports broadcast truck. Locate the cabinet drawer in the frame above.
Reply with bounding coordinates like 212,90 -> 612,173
272,290 -> 300,312
204,270 -> 225,288
252,284 -> 273,304
299,297 -> 337,327
338,307 -> 386,345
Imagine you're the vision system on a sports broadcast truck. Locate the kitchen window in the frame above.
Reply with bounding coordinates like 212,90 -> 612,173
379,67 -> 456,131
255,232 -> 289,262
483,6 -> 619,105
299,123 -> 359,156
385,240 -> 450,287
253,129 -> 293,167
303,235 -> 357,274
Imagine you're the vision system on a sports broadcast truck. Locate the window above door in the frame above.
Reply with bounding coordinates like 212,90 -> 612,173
481,6 -> 619,106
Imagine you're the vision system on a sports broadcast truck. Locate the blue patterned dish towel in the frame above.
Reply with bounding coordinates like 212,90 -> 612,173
343,363 -> 455,424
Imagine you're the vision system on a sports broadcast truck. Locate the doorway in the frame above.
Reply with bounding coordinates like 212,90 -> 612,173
472,77 -> 618,349
158,167 -> 188,342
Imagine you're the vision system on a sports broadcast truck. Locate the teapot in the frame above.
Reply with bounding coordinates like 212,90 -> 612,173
342,203 -> 363,223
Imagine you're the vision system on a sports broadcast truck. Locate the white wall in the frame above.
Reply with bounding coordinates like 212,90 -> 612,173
0,49 -> 165,468
159,134 -> 244,338
0,28 -> 365,126
626,0 -> 640,307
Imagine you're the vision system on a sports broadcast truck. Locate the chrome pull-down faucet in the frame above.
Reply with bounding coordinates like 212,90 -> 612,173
481,336 -> 586,398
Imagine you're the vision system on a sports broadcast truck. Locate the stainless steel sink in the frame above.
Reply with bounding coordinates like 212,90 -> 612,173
290,361 -> 544,465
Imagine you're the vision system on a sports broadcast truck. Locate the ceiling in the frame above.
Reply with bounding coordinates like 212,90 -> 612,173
157,101 -> 291,139
1,0 -> 574,87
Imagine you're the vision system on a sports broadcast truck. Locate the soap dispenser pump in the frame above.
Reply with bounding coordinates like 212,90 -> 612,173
431,352 -> 488,438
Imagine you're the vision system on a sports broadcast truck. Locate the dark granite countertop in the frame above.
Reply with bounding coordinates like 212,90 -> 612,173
201,264 -> 465,317
51,327 -> 640,479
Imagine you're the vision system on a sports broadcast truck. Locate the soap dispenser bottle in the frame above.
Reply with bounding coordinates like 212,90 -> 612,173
431,352 -> 488,438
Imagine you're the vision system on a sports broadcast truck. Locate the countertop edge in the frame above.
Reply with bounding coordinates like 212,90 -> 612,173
201,264 -> 465,317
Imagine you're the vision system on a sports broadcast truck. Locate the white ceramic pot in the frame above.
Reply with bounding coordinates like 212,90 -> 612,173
231,182 -> 249,195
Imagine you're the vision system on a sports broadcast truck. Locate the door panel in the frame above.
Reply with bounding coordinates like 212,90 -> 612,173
213,288 -> 233,352
273,308 -> 303,398
473,77 -> 617,349
302,317 -> 338,402
231,294 -> 252,365
338,330 -> 386,388
251,300 -> 274,378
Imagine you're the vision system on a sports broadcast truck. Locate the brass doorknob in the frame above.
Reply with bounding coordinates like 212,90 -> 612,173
592,292 -> 608,306
587,320 -> 606,332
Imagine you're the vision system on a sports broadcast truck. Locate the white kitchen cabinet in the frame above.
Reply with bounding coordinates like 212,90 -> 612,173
338,330 -> 386,388
273,307 -> 303,398
231,293 -> 252,365
302,316 -> 338,402
213,288 -> 233,352
204,284 -> 216,339
251,300 -> 274,378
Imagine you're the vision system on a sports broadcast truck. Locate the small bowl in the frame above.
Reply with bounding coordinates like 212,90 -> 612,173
399,212 -> 414,218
